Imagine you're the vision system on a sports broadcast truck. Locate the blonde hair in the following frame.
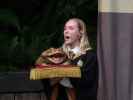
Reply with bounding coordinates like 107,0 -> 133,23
62,18 -> 92,57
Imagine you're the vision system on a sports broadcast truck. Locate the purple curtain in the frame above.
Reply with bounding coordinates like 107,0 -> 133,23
98,1 -> 133,100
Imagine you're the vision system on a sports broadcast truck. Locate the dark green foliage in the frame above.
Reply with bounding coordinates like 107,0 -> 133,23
0,0 -> 97,71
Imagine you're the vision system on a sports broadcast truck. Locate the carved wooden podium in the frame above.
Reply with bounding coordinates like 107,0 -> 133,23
30,64 -> 81,80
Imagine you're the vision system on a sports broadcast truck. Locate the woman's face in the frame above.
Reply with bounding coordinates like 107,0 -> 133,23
64,20 -> 81,48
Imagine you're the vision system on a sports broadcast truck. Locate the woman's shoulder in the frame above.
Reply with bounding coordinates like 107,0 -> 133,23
85,49 -> 97,63
85,49 -> 97,57
74,49 -> 97,62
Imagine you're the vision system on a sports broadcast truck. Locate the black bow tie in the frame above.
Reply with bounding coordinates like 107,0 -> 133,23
68,51 -> 75,60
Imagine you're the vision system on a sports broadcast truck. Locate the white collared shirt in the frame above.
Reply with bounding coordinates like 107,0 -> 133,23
71,46 -> 81,54
59,47 -> 81,88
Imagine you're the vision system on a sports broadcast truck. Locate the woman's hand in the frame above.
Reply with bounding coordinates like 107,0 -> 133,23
50,78 -> 62,86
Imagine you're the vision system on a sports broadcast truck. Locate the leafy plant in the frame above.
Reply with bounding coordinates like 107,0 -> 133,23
0,0 -> 97,71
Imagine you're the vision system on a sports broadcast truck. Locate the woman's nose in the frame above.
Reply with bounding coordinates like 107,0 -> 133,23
64,30 -> 68,34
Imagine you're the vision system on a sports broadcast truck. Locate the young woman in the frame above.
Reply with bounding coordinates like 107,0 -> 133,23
36,18 -> 98,100
62,18 -> 98,100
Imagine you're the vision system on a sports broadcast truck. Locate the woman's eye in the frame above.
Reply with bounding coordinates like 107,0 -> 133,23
64,27 -> 66,30
64,26 -> 74,31
68,26 -> 74,30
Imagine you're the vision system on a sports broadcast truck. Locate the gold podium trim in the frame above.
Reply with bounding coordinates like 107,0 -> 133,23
30,66 -> 81,80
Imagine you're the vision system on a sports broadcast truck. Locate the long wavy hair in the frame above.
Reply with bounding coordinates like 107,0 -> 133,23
62,18 -> 92,57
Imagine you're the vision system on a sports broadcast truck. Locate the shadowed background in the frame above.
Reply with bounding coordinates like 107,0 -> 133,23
0,0 -> 97,71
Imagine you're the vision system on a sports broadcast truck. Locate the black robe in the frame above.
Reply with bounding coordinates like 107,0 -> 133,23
42,50 -> 98,100
70,50 -> 98,100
